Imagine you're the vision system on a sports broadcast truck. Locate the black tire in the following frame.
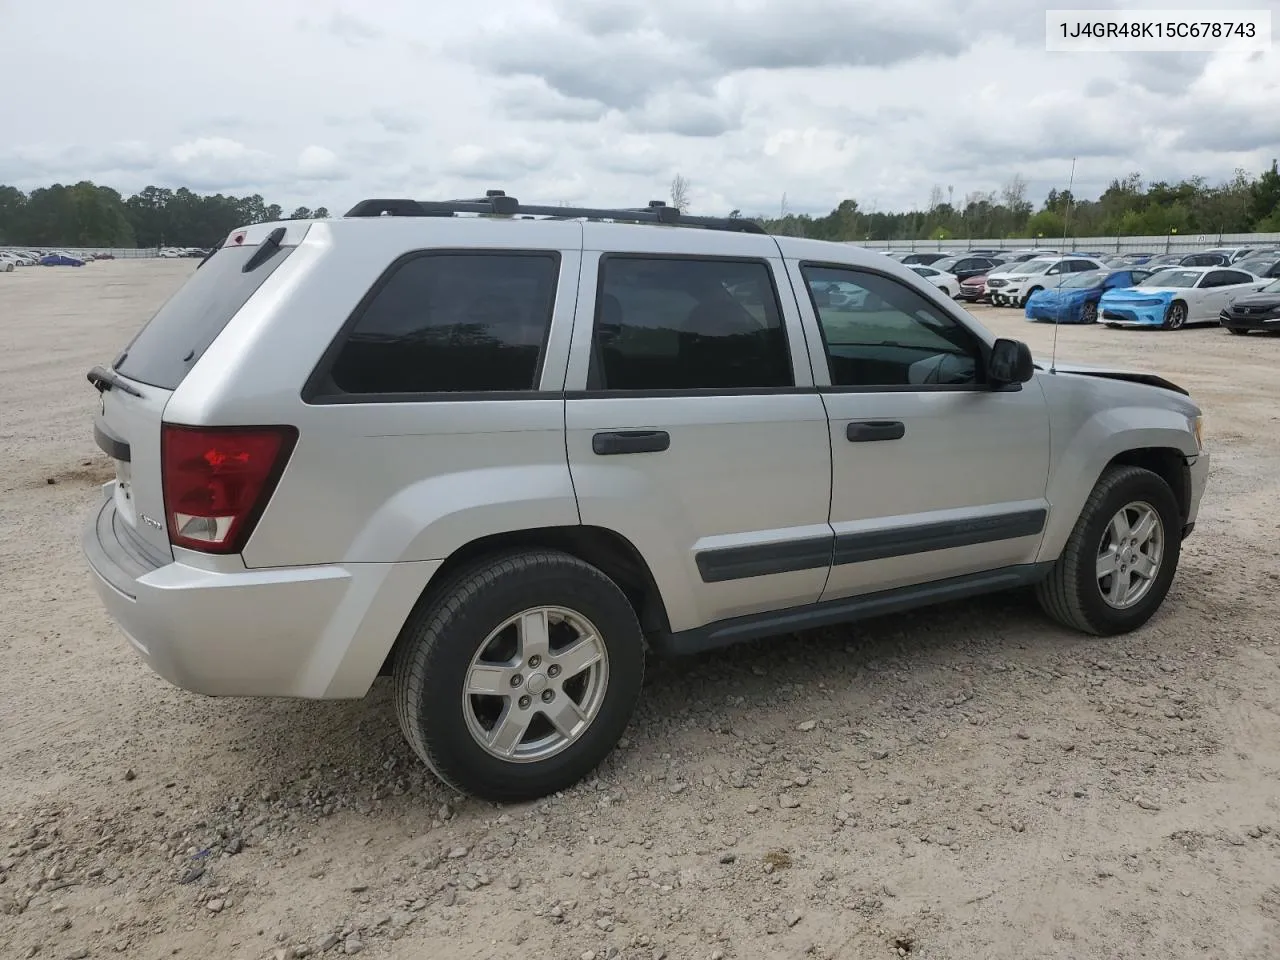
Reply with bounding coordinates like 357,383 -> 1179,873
1081,301 -> 1098,324
1163,300 -> 1188,330
393,550 -> 645,802
1226,326 -> 1248,336
1021,287 -> 1042,308
1034,465 -> 1183,636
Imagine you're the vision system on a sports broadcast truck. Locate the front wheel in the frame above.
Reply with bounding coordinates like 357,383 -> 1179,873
1081,301 -> 1098,324
1035,465 -> 1183,636
1163,301 -> 1188,330
1021,287 -> 1042,308
393,550 -> 646,802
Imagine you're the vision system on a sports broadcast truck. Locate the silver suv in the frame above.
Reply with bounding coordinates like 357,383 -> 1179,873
83,193 -> 1209,802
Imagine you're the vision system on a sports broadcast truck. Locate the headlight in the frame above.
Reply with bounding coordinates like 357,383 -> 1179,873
1191,415 -> 1204,451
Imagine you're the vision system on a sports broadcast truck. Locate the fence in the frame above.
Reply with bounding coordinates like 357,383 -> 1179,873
1,246 -> 160,258
845,232 -> 1280,255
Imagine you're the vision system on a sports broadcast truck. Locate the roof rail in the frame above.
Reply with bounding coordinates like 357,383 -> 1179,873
343,189 -> 766,235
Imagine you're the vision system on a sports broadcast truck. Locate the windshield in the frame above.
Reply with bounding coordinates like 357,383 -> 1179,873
1262,278 -> 1280,293
1237,259 -> 1276,274
1141,269 -> 1201,289
1056,271 -> 1107,289
929,257 -> 959,271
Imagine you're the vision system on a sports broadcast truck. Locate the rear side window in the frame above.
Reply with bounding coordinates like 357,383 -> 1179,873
322,252 -> 559,396
590,256 -> 792,391
113,242 -> 294,389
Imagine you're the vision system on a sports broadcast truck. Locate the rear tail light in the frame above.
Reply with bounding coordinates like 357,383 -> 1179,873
160,424 -> 297,554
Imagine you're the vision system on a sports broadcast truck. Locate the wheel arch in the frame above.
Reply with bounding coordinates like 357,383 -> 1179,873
379,525 -> 670,676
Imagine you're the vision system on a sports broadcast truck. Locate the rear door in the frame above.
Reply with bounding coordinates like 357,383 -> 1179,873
92,227 -> 303,558
562,225 -> 833,634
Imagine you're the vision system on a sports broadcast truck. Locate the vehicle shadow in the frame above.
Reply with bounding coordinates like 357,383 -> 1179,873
189,584 -> 1115,809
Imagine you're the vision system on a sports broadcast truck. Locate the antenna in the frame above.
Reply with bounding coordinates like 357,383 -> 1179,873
1049,156 -> 1077,375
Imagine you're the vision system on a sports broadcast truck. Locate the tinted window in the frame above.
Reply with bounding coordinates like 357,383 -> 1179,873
114,242 -> 295,389
326,253 -> 558,395
1201,270 -> 1247,288
803,266 -> 983,388
591,257 -> 792,391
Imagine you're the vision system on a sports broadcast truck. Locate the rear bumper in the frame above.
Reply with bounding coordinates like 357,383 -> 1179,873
82,493 -> 437,699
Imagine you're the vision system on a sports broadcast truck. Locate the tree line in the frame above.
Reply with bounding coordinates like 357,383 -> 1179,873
5,160 -> 1280,249
0,182 -> 329,249
743,161 -> 1280,242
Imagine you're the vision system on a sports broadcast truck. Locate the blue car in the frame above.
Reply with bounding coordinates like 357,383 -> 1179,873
39,253 -> 85,266
1024,268 -> 1152,324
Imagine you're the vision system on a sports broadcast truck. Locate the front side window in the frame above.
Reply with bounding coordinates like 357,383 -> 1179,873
802,266 -> 983,388
324,252 -> 559,395
591,257 -> 792,390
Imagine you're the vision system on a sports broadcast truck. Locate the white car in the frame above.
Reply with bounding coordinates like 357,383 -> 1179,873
1099,266 -> 1267,329
910,264 -> 962,298
1,251 -> 35,267
987,256 -> 1107,307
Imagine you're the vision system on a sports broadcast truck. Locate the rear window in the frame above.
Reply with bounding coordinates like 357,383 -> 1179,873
112,242 -> 295,389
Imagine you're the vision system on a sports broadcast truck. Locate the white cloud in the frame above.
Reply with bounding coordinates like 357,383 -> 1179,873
296,145 -> 344,180
0,0 -> 1277,216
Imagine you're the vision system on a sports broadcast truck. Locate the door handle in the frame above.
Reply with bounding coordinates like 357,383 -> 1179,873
592,430 -> 671,455
846,420 -> 905,442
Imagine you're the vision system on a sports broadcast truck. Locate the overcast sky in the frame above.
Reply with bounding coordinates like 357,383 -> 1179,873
1,0 -> 1277,216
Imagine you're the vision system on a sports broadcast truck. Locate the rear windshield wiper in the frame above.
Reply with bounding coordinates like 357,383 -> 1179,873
87,364 -> 143,397
241,226 -> 287,273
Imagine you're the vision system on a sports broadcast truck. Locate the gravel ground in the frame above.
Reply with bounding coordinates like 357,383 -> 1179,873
1,260 -> 1278,960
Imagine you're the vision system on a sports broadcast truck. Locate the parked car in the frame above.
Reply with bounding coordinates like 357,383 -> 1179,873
1201,247 -> 1266,264
1100,266 -> 1266,329
1,251 -> 37,267
989,256 -> 1108,307
898,252 -> 951,266
958,272 -> 991,302
920,254 -> 1008,283
39,252 -> 85,266
1024,268 -> 1152,324
1143,253 -> 1184,268
81,195 -> 1210,802
1233,256 -> 1280,280
909,264 -> 962,298
1120,253 -> 1158,264
1217,277 -> 1280,336
0,257 -> 14,273
1178,251 -> 1231,267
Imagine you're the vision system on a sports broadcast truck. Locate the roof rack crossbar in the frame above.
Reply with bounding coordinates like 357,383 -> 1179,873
342,194 -> 765,234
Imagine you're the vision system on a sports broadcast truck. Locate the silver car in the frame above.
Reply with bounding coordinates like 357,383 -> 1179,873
82,196 -> 1210,802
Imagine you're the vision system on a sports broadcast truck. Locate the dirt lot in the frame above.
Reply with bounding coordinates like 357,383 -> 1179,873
1,259 -> 1278,960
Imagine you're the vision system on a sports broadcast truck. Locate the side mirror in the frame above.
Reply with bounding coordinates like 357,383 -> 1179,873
988,338 -> 1034,385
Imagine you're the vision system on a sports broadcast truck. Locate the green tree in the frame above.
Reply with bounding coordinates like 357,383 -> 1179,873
1249,159 -> 1280,226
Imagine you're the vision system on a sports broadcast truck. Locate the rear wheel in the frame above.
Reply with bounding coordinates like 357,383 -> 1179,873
1163,301 -> 1188,330
393,550 -> 646,802
1035,465 -> 1182,636
1081,301 -> 1098,324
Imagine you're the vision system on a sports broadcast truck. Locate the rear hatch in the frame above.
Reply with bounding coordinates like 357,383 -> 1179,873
89,224 -> 300,559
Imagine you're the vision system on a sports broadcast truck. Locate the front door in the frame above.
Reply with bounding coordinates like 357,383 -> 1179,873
562,227 -> 833,634
786,259 -> 1052,603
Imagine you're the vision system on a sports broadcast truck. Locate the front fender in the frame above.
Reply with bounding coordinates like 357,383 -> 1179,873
1037,397 -> 1198,562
